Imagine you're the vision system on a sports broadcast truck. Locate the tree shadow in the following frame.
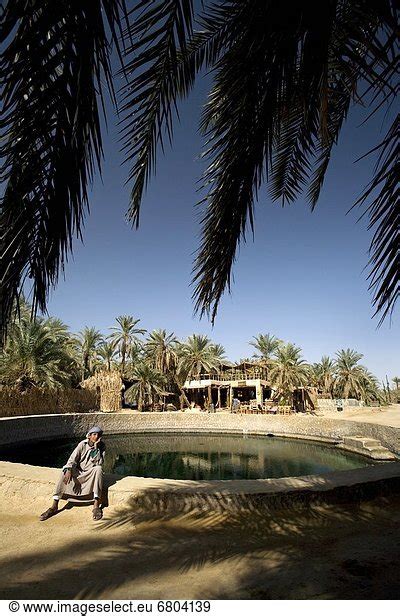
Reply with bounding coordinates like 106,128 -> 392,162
1,487 -> 400,599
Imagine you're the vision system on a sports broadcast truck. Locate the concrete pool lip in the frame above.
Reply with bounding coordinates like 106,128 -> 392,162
1,459 -> 400,509
1,412 -> 400,507
107,461 -> 400,510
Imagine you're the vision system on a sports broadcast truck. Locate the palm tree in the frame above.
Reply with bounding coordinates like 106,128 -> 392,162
109,316 -> 146,376
269,343 -> 309,402
45,316 -> 81,384
98,341 -> 117,372
177,335 -> 224,381
77,327 -> 103,381
392,377 -> 400,390
359,368 -> 382,405
128,340 -> 144,370
210,343 -> 227,368
309,356 -> 335,398
144,329 -> 179,375
334,349 -> 367,399
44,317 -> 71,340
1,1 -> 397,338
0,316 -> 76,390
125,363 -> 167,412
174,335 -> 225,407
250,334 -> 282,368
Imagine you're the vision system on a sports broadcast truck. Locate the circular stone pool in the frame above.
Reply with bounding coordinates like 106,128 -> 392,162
0,433 -> 377,480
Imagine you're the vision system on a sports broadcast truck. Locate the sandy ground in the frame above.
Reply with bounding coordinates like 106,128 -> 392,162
121,404 -> 400,427
1,486 -> 400,599
320,403 -> 400,427
1,406 -> 400,600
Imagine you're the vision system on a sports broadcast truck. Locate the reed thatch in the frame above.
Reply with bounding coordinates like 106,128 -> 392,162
81,370 -> 123,413
0,386 -> 98,418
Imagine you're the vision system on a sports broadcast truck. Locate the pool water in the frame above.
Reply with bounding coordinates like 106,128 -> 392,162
0,433 -> 376,480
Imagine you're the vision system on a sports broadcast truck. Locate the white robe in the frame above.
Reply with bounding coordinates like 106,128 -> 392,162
53,439 -> 105,499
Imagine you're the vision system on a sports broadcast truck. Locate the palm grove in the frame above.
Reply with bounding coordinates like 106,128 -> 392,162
1,306 -> 394,409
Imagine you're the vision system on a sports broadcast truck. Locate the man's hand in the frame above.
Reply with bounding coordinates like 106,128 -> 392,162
72,482 -> 82,495
63,470 -> 72,484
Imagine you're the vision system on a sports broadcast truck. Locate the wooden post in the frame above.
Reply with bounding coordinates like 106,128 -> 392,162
256,381 -> 262,405
217,387 -> 221,409
208,385 -> 212,409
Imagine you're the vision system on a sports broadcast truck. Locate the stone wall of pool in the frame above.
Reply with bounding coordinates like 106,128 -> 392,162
1,412 -> 400,509
1,411 -> 400,454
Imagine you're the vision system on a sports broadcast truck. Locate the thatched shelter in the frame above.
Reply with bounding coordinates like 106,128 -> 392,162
81,370 -> 123,413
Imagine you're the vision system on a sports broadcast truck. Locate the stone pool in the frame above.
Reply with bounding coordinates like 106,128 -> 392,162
0,432 -> 376,481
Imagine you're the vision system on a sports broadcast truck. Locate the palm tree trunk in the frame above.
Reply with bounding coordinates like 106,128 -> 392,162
82,354 -> 87,381
178,386 -> 190,408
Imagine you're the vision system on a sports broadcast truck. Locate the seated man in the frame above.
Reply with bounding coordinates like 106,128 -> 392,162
40,426 -> 105,522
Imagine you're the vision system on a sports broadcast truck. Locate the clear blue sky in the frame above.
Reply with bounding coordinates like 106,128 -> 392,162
43,67 -> 398,383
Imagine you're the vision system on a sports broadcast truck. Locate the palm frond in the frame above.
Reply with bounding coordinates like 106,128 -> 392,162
269,1 -> 341,204
274,0 -> 397,208
0,0 -> 127,342
175,1 -> 243,81
120,0 -> 196,227
355,114 -> 399,324
121,0 -> 244,228
192,0 -> 288,321
192,0 -> 398,322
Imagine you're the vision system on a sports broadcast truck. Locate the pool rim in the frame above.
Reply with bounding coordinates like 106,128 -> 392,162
1,412 -> 400,505
0,429 -> 381,482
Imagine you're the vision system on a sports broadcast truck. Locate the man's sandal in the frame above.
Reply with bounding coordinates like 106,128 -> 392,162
40,508 -> 57,521
92,506 -> 103,521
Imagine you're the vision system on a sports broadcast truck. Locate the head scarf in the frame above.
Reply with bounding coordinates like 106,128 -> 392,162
86,426 -> 104,458
87,425 -> 103,435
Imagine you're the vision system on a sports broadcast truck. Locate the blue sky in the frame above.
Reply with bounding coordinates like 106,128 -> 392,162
43,70 -> 398,383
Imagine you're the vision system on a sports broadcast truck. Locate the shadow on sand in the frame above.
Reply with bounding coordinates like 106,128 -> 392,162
1,483 -> 400,600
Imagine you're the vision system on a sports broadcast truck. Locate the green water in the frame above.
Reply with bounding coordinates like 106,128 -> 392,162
0,433 -> 376,480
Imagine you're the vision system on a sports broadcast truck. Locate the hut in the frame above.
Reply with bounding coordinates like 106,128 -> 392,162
183,360 -> 273,409
81,370 -> 123,413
